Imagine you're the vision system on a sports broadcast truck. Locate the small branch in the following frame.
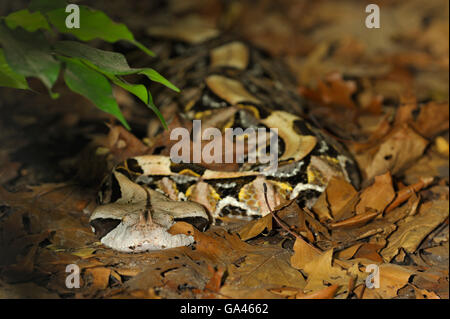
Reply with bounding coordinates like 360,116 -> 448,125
263,183 -> 302,240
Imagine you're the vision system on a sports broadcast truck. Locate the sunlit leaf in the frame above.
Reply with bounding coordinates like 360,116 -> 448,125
0,48 -> 29,89
4,9 -> 50,32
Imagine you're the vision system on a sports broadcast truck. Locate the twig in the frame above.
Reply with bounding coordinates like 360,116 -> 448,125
263,183 -> 301,240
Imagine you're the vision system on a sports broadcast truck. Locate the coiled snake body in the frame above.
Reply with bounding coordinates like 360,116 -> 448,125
90,37 -> 360,252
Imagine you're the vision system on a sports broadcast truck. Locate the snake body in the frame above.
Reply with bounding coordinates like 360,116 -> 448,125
89,37 -> 360,252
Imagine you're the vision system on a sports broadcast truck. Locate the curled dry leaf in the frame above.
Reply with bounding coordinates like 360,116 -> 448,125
385,176 -> 434,213
329,210 -> 380,230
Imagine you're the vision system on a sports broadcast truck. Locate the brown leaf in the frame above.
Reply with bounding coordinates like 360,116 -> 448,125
104,125 -> 149,163
84,267 -> 111,290
237,213 -> 272,241
290,237 -> 322,270
412,102 -> 449,138
299,72 -> 357,109
361,264 -> 415,299
356,172 -> 395,215
295,284 -> 339,299
330,210 -> 380,230
302,249 -> 351,297
412,285 -> 441,299
380,200 -> 449,262
325,177 -> 358,221
354,124 -> 428,181
353,243 -> 385,263
335,243 -> 364,260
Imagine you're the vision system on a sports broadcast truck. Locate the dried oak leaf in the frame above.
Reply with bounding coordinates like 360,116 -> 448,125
353,123 -> 428,181
380,200 -> 449,262
313,177 -> 358,221
361,264 -> 415,299
237,213 -> 272,241
301,249 -> 351,297
290,237 -> 323,270
395,100 -> 449,139
355,172 -> 395,215
222,248 -> 306,294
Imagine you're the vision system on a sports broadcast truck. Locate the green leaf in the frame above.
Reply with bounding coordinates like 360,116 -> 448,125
4,9 -> 50,32
29,0 -> 67,13
139,69 -> 180,92
109,75 -> 148,104
46,6 -> 154,56
54,41 -> 179,92
0,48 -> 29,89
110,75 -> 167,130
0,24 -> 60,94
54,41 -> 133,74
61,56 -> 130,129
147,93 -> 168,130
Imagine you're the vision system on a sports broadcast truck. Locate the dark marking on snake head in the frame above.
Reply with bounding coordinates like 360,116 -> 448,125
174,216 -> 209,231
90,218 -> 121,239
110,173 -> 122,203
126,158 -> 144,174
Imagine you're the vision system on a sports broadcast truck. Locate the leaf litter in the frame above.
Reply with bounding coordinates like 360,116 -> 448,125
0,0 -> 448,299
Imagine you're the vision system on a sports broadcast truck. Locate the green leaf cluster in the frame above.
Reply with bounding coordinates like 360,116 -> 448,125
0,0 -> 177,129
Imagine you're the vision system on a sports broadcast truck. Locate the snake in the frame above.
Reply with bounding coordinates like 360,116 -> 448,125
89,34 -> 360,253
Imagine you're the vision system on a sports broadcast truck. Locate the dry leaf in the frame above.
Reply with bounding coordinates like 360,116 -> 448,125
381,200 -> 449,262
237,214 -> 272,241
356,172 -> 395,215
302,249 -> 351,296
362,264 -> 415,299
355,124 -> 428,181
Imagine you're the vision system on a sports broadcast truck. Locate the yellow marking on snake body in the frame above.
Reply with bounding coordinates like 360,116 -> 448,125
178,169 -> 201,177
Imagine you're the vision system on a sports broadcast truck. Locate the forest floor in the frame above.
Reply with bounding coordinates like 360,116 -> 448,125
0,0 -> 448,299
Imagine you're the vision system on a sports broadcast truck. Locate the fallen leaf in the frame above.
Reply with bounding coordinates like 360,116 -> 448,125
237,213 -> 272,241
381,200 -> 449,262
302,249 -> 351,297
84,267 -> 111,290
355,124 -> 428,181
356,172 -> 395,215
362,263 -> 415,299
